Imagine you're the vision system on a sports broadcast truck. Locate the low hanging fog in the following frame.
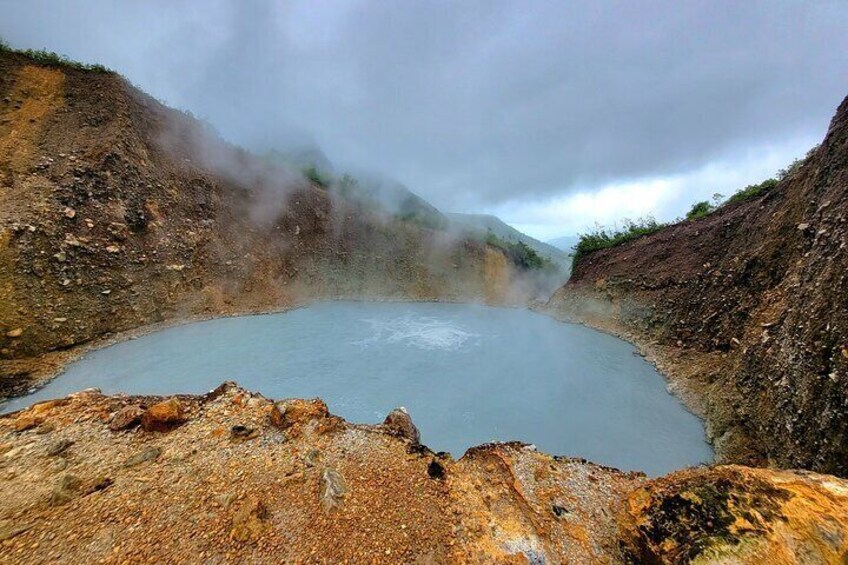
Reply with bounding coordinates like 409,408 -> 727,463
1,1 -> 847,239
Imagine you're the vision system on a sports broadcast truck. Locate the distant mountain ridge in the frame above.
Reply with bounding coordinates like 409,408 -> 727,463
261,147 -> 448,230
257,147 -> 572,277
447,213 -> 572,273
547,235 -> 580,253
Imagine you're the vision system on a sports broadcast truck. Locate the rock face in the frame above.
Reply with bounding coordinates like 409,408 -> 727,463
621,466 -> 848,564
108,404 -> 144,431
382,406 -> 421,443
548,94 -> 848,476
319,466 -> 347,512
0,384 -> 845,563
0,50 -> 518,398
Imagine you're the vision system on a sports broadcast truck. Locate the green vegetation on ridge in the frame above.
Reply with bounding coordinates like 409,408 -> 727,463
572,217 -> 665,267
686,200 -> 713,220
303,165 -> 331,189
725,178 -> 779,205
486,232 -> 558,273
448,213 -> 571,276
0,37 -> 112,73
571,149 -> 817,268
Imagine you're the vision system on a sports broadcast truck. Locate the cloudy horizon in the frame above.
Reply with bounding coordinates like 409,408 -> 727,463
2,0 -> 846,240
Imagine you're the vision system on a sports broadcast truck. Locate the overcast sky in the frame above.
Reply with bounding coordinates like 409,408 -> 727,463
2,1 -> 847,239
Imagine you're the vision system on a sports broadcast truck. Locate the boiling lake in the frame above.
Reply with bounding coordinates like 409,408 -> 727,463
2,302 -> 712,475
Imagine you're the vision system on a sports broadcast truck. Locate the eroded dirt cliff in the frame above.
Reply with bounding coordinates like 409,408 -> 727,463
1,384 -> 846,564
0,51 -> 519,396
548,95 -> 848,476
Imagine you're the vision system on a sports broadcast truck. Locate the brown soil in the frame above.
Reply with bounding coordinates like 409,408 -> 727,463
548,95 -> 848,476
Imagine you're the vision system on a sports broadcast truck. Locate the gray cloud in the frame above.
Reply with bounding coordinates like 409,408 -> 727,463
2,0 -> 847,217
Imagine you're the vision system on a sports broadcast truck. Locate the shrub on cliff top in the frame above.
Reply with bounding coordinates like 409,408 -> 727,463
572,217 -> 665,267
0,36 -> 112,73
686,201 -> 714,220
726,178 -> 779,205
303,165 -> 331,189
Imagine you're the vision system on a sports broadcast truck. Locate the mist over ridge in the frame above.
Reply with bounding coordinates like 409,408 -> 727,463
1,1 -> 847,238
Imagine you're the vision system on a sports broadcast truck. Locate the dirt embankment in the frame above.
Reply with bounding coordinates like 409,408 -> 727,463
548,95 -> 848,476
1,384 -> 846,564
0,52 -> 518,396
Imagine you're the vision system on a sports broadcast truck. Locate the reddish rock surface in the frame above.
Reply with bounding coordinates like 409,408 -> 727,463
0,384 -> 845,563
140,398 -> 184,432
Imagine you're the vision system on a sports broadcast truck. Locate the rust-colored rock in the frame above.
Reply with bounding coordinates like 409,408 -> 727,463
30,399 -> 68,414
109,405 -> 145,431
268,398 -> 328,431
12,414 -> 42,432
1,385 -> 846,563
140,398 -> 185,432
620,465 -> 848,564
382,407 -> 420,443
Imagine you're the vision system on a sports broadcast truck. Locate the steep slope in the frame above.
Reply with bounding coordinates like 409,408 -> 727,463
448,212 -> 571,272
548,95 -> 848,476
0,51 -> 515,396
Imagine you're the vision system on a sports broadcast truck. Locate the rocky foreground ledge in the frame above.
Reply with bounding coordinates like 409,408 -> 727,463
0,384 -> 846,564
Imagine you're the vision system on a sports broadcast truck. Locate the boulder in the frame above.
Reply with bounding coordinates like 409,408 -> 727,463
382,407 -> 420,443
268,398 -> 329,430
230,425 -> 259,441
109,405 -> 145,431
427,460 -> 446,480
140,398 -> 185,432
49,474 -> 82,506
46,438 -> 73,456
124,446 -> 161,467
304,449 -> 320,468
320,467 -> 347,512
620,465 -> 848,564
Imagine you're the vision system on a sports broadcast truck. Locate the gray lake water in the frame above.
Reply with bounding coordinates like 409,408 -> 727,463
2,302 -> 712,475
